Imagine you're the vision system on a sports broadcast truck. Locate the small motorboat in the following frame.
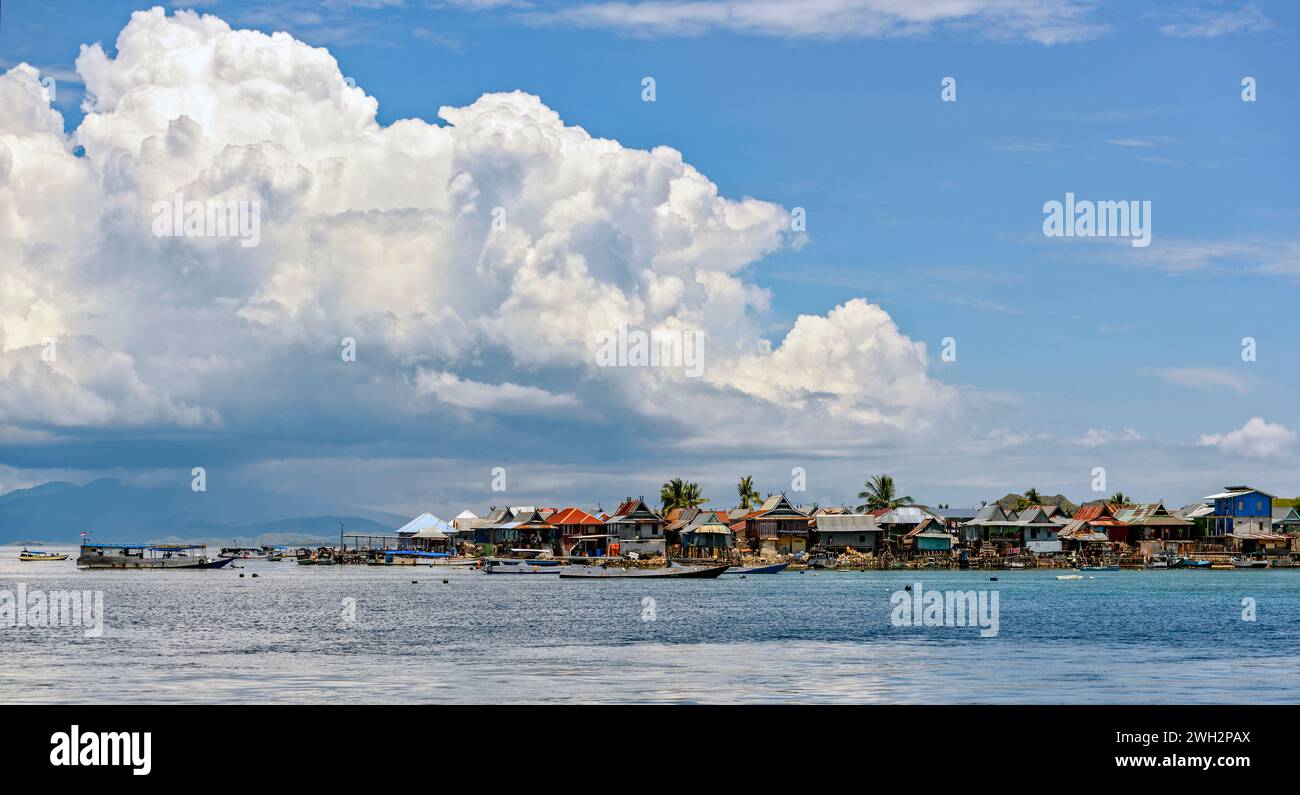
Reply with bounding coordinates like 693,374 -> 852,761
483,558 -> 563,574
1231,556 -> 1269,569
1056,574 -> 1084,580
559,563 -> 729,579
1079,565 -> 1119,572
808,549 -> 838,570
19,549 -> 68,562
727,562 -> 790,575
219,546 -> 269,560
1175,558 -> 1211,569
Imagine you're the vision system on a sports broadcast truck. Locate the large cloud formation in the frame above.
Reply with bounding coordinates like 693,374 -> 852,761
0,7 -> 958,471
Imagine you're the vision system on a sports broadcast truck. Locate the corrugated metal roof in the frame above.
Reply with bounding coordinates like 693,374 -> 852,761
815,514 -> 881,532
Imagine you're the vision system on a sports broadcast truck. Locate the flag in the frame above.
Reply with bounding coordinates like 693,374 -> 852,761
79,530 -> 90,537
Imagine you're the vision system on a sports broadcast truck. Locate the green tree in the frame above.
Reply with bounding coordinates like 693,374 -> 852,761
660,478 -> 707,512
1108,491 -> 1130,506
737,475 -> 761,511
856,474 -> 913,512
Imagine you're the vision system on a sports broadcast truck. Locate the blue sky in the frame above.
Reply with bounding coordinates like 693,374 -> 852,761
1,1 -> 1298,519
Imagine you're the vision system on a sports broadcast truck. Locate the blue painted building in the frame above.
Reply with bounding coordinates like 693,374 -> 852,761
1205,485 -> 1276,539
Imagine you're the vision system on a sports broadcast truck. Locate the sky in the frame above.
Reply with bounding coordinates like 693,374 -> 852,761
0,0 -> 1297,521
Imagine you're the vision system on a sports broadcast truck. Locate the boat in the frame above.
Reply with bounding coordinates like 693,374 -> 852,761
19,549 -> 68,562
483,558 -> 564,574
76,542 -> 234,570
262,545 -> 293,561
508,548 -> 548,559
1231,556 -> 1269,569
219,546 -> 269,560
1174,558 -> 1211,569
296,547 -> 338,565
808,549 -> 838,569
1210,563 -> 1234,570
1079,565 -> 1119,572
1056,574 -> 1084,580
727,562 -> 790,575
1005,561 -> 1025,570
371,549 -> 452,566
430,557 -> 480,567
559,562 -> 729,579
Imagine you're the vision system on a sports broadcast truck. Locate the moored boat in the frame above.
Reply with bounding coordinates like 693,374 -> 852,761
19,549 -> 68,562
76,542 -> 232,569
1174,558 -> 1212,569
219,546 -> 269,560
1231,556 -> 1269,569
483,558 -> 564,574
559,562 -> 729,579
1079,565 -> 1119,572
373,549 -> 452,566
296,547 -> 338,565
808,549 -> 838,570
728,562 -> 790,575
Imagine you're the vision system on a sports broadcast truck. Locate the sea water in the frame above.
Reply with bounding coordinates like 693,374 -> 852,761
2,546 -> 1298,703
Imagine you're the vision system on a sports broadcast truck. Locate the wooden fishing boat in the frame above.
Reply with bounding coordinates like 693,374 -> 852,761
727,562 -> 789,575
371,549 -> 453,566
1231,556 -> 1269,569
76,542 -> 233,569
483,558 -> 563,574
559,563 -> 729,579
219,546 -> 269,560
296,547 -> 338,565
19,549 -> 68,562
808,549 -> 838,569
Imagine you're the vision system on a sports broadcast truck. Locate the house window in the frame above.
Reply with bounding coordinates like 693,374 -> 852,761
1237,500 -> 1243,512
859,535 -> 866,543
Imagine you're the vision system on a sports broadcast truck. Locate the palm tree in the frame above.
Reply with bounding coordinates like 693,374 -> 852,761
1108,491 -> 1130,506
660,478 -> 707,512
856,474 -> 913,512
737,475 -> 761,511
1015,487 -> 1042,511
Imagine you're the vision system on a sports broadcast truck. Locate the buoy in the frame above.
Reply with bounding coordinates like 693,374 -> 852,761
411,580 -> 418,584
904,584 -> 913,591
239,573 -> 244,578
990,577 -> 998,581
442,579 -> 449,584
251,573 -> 258,578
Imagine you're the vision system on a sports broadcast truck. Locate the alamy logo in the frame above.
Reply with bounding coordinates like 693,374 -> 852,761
50,725 -> 151,776
1,583 -> 104,638
594,325 -> 705,378
151,192 -> 261,247
1043,192 -> 1151,248
890,582 -> 1000,638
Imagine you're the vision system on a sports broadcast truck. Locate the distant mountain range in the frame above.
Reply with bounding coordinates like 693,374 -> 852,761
0,478 -> 409,545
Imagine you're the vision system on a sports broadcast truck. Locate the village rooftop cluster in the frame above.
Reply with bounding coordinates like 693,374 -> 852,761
339,477 -> 1300,568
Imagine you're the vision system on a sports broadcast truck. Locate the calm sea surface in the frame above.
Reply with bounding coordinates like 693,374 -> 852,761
3,546 -> 1299,703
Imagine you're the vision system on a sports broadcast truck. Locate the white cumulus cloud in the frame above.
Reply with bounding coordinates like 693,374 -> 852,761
1199,417 -> 1296,459
0,7 -> 959,455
